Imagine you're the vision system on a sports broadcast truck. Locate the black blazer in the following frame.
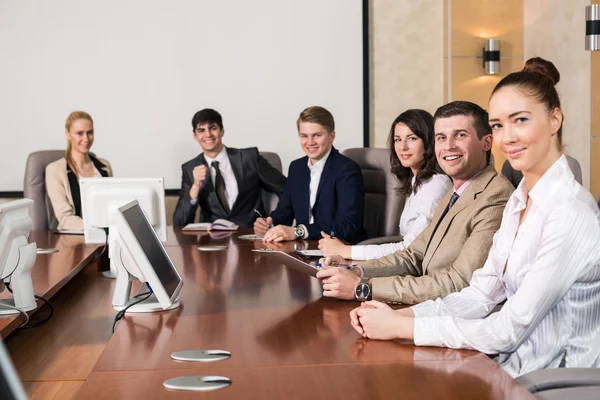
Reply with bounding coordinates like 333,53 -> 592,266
270,147 -> 367,244
173,147 -> 287,228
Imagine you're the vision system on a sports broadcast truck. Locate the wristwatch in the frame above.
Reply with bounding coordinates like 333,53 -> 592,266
293,225 -> 305,239
354,278 -> 371,301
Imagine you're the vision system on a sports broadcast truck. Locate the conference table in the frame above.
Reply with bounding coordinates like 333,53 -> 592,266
2,227 -> 534,399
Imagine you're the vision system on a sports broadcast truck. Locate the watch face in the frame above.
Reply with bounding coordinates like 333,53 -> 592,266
355,283 -> 370,299
294,227 -> 305,237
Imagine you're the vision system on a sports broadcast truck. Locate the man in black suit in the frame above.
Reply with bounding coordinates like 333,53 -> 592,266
254,106 -> 367,244
173,109 -> 287,228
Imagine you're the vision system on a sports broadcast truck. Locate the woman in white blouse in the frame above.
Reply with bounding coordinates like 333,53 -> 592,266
318,109 -> 451,260
349,57 -> 600,377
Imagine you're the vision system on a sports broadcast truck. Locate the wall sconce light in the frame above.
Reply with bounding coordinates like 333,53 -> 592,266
586,5 -> 599,51
482,39 -> 500,75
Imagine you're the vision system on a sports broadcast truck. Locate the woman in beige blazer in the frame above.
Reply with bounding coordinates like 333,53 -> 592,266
45,111 -> 113,230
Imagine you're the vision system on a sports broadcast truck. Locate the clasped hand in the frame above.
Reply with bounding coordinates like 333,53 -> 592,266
349,301 -> 415,341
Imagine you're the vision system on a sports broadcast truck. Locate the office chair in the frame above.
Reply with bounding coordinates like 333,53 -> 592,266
23,150 -> 64,231
342,148 -> 405,243
516,368 -> 600,400
501,155 -> 583,188
259,151 -> 283,215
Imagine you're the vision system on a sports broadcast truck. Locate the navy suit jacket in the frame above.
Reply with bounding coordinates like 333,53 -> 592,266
270,147 -> 367,244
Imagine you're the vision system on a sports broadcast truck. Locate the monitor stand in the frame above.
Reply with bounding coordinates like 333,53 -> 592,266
110,235 -> 180,313
0,238 -> 37,315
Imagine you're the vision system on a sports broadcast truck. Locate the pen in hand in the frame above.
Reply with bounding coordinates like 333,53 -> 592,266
253,209 -> 264,218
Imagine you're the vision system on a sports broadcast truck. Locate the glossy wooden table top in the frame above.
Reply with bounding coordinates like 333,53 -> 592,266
83,231 -> 533,399
82,356 -> 535,399
0,231 -> 101,337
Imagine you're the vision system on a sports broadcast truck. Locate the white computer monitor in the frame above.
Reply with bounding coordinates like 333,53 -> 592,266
110,200 -> 182,313
80,177 -> 167,244
0,199 -> 37,314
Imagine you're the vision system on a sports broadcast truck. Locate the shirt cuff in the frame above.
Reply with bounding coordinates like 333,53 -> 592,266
190,199 -> 198,206
410,300 -> 438,318
413,316 -> 444,347
351,245 -> 366,260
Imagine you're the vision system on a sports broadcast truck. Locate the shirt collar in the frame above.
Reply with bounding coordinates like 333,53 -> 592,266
307,148 -> 332,171
517,155 -> 569,210
454,166 -> 486,196
204,145 -> 228,166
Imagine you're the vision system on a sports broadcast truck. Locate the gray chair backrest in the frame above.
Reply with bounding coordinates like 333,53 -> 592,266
23,150 -> 64,231
342,148 -> 405,238
517,368 -> 600,400
501,155 -> 583,188
259,151 -> 283,215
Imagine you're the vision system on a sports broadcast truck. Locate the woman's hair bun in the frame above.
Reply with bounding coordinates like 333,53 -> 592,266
522,57 -> 560,85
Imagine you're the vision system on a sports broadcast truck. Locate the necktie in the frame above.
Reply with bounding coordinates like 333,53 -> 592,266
212,161 -> 230,214
439,192 -> 460,222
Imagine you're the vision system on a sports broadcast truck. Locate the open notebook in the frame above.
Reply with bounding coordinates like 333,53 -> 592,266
182,219 -> 239,231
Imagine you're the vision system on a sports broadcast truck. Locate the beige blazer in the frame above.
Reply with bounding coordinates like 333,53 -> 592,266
45,157 -> 112,230
360,165 -> 514,304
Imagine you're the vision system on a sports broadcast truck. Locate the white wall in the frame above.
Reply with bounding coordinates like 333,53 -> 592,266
0,0 -> 364,190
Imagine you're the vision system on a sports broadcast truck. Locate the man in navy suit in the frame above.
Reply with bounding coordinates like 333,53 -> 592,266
254,106 -> 367,244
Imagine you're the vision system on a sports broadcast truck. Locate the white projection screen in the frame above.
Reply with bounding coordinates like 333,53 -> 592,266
0,0 -> 364,191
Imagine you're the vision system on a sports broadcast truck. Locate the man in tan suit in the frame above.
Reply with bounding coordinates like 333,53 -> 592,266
317,101 -> 514,304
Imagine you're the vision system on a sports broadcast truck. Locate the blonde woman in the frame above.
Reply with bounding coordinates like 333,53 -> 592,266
46,111 -> 112,230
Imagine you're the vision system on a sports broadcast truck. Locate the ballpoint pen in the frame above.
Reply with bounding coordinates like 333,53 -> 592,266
253,209 -> 264,218
329,231 -> 335,239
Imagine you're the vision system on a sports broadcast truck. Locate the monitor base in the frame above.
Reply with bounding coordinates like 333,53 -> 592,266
113,294 -> 180,313
0,298 -> 36,315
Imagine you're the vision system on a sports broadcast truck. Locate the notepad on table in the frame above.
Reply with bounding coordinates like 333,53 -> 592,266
182,219 -> 239,231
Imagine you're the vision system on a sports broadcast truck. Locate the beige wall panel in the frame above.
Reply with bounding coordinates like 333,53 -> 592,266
524,0 -> 591,188
451,0 -> 524,57
592,138 -> 600,200
371,0 -> 444,148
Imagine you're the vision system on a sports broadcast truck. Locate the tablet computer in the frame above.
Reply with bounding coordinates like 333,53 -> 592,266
252,249 -> 319,278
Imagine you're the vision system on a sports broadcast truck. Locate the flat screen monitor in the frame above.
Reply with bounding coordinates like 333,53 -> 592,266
80,177 -> 167,244
0,340 -> 27,400
112,200 -> 182,310
0,199 -> 33,281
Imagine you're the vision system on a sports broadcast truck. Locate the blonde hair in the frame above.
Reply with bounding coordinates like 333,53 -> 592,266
296,106 -> 335,133
65,111 -> 93,178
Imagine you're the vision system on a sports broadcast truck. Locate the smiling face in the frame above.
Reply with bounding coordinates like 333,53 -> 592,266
393,122 -> 425,174
298,121 -> 335,164
488,85 -> 562,178
434,115 -> 492,188
65,118 -> 94,155
194,122 -> 224,154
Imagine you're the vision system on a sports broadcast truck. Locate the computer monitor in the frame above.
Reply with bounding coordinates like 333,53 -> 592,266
110,200 -> 182,313
0,199 -> 37,315
80,177 -> 167,244
0,340 -> 28,400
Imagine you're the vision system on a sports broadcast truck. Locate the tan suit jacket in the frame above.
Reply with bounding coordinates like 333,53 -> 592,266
45,157 -> 112,230
360,165 -> 514,304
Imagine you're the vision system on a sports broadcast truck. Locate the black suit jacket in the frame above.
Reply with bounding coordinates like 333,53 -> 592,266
270,147 -> 367,244
173,147 -> 287,228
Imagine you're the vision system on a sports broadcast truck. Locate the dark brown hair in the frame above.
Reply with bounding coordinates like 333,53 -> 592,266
433,101 -> 492,163
491,57 -> 563,147
388,109 -> 443,196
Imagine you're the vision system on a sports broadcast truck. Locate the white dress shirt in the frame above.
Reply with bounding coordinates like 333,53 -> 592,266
204,146 -> 239,211
351,173 -> 452,260
411,156 -> 600,377
296,150 -> 331,239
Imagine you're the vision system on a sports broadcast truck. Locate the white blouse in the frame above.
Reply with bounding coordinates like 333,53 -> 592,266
411,156 -> 600,377
351,173 -> 452,260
